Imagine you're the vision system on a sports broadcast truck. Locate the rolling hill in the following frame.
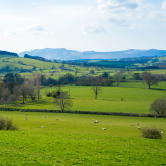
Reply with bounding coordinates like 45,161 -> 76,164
19,48 -> 166,60
0,50 -> 18,57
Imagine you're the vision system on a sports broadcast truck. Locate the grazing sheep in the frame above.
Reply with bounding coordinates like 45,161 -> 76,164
161,132 -> 164,134
136,123 -> 140,125
130,124 -> 133,126
94,120 -> 99,123
102,128 -> 106,130
41,126 -> 45,128
137,127 -> 141,130
24,117 -> 27,120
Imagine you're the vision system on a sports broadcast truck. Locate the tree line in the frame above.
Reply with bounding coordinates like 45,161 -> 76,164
0,71 -> 164,103
0,73 -> 41,105
38,71 -> 164,89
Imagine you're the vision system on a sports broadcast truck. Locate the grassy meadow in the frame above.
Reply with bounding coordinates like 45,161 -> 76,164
11,83 -> 166,114
0,111 -> 165,165
0,56 -> 166,165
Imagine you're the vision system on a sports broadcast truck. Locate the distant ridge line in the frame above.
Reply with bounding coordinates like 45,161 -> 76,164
0,50 -> 18,57
19,48 -> 166,60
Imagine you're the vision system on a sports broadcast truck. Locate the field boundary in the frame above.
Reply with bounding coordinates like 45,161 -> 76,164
0,107 -> 163,117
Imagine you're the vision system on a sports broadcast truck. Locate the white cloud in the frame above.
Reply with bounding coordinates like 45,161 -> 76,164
96,0 -> 141,28
109,18 -> 129,27
4,31 -> 17,37
27,24 -> 45,32
3,24 -> 46,38
95,0 -> 165,29
81,24 -> 105,34
97,0 -> 139,11
162,0 -> 166,9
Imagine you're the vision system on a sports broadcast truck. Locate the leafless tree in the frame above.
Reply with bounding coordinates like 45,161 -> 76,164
17,80 -> 36,104
114,72 -> 122,87
92,85 -> 102,99
54,91 -> 72,112
19,82 -> 28,104
0,81 -> 11,105
33,74 -> 41,100
26,79 -> 36,102
91,77 -> 102,99
13,86 -> 21,104
0,87 -> 11,105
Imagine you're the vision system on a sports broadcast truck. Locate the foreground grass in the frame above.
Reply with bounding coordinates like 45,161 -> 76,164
0,111 -> 165,165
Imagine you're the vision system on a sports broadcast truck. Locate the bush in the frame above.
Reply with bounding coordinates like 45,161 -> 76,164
0,117 -> 18,130
141,127 -> 162,139
150,98 -> 166,116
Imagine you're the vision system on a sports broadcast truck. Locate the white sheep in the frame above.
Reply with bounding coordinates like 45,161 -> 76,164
94,120 -> 99,123
161,132 -> 164,134
136,123 -> 140,125
24,117 -> 27,120
130,124 -> 133,126
102,128 -> 106,130
137,127 -> 141,130
41,126 -> 45,128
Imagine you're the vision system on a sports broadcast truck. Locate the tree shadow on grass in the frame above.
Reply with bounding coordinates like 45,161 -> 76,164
16,99 -> 52,108
151,88 -> 166,91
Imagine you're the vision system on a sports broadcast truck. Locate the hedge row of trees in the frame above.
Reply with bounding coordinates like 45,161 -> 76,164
39,71 -> 164,89
40,73 -> 113,87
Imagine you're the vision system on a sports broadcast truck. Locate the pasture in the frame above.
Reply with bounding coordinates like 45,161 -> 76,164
0,58 -> 165,165
13,84 -> 166,114
0,111 -> 165,165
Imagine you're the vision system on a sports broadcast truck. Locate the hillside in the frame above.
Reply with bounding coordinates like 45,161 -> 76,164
0,50 -> 18,57
0,51 -> 165,76
19,48 -> 166,60
0,56 -> 61,75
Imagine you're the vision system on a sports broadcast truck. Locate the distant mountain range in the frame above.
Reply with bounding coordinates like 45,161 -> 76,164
19,48 -> 166,60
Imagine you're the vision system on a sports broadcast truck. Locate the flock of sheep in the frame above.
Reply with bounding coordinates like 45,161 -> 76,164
22,115 -> 164,135
130,123 -> 141,130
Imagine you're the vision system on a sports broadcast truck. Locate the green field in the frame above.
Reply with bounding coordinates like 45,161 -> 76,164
11,84 -> 166,115
0,55 -> 166,165
0,111 -> 165,165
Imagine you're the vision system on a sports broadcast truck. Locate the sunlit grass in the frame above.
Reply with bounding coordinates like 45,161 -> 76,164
0,111 -> 165,165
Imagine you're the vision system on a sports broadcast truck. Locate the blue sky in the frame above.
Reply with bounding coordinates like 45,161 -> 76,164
0,0 -> 166,53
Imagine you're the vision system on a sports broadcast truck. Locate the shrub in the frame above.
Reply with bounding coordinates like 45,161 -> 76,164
141,127 -> 162,139
150,98 -> 166,116
0,117 -> 18,130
